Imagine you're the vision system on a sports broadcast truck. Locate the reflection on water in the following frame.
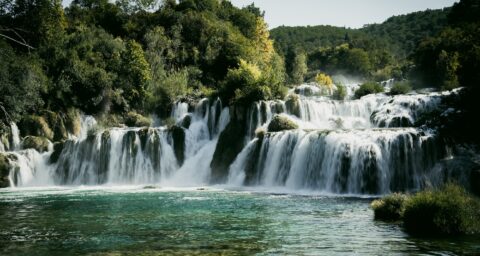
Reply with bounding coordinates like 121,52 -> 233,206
0,188 -> 478,255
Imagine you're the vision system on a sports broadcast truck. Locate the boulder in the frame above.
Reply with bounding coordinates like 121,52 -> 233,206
267,115 -> 299,132
22,136 -> 51,153
285,95 -> 301,118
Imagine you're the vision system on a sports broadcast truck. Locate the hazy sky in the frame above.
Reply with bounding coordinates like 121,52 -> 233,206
62,0 -> 458,29
230,0 -> 458,28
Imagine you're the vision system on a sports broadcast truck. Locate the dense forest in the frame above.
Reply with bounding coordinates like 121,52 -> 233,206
0,0 -> 286,128
270,8 -> 451,84
1,0 -> 480,142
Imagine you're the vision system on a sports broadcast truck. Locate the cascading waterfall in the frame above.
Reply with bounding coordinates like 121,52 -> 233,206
5,98 -> 230,187
227,129 -> 442,194
226,86 -> 461,194
1,83 -> 463,194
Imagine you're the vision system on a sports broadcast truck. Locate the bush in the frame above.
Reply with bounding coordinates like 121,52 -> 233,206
124,112 -> 152,127
354,82 -> 384,99
403,183 -> 480,236
267,115 -> 299,132
333,84 -> 347,100
371,193 -> 409,221
389,81 -> 412,95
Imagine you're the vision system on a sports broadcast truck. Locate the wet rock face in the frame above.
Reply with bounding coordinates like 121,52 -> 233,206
170,126 -> 185,166
210,120 -> 247,184
267,115 -> 298,132
0,153 -> 18,188
0,153 -> 11,187
50,141 -> 66,164
181,115 -> 192,129
285,96 -> 301,118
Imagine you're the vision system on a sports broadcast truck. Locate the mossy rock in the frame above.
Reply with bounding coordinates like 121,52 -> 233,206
19,115 -> 54,140
0,153 -> 13,187
49,141 -> 66,164
210,119 -> 247,183
124,112 -> 152,127
267,115 -> 299,132
170,125 -> 185,166
371,193 -> 409,221
285,95 -> 301,118
22,136 -> 51,153
1,134 -> 10,151
42,111 -> 69,141
65,108 -> 81,136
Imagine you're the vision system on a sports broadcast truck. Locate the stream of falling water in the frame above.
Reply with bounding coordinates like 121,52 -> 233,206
2,83 -> 463,194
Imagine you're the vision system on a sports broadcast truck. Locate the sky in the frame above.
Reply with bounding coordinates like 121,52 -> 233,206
62,0 -> 458,29
230,0 -> 458,28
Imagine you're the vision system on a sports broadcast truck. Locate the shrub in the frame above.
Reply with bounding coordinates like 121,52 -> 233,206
354,82 -> 384,99
390,81 -> 412,95
403,183 -> 480,236
124,112 -> 152,127
371,193 -> 409,221
333,84 -> 347,100
267,115 -> 298,132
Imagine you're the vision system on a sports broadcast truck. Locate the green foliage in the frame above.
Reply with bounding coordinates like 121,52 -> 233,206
121,40 -> 151,109
0,42 -> 47,122
403,183 -> 480,235
124,112 -> 152,127
267,115 -> 298,132
289,51 -> 308,84
361,9 -> 449,56
333,84 -> 347,100
354,82 -> 384,99
271,8 -> 450,81
389,81 -> 412,95
0,0 -> 288,125
371,193 -> 409,221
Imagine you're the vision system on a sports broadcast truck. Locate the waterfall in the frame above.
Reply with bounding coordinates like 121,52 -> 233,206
228,129 -> 442,194
1,86 -> 463,194
10,122 -> 20,150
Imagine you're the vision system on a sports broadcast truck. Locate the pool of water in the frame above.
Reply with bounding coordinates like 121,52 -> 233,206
0,187 -> 479,255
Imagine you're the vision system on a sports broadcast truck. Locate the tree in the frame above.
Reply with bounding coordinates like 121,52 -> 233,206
316,73 -> 333,89
290,52 -> 308,84
121,39 -> 151,109
0,41 -> 47,122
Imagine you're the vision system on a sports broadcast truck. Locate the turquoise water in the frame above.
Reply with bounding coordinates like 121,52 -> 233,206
0,187 -> 479,255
